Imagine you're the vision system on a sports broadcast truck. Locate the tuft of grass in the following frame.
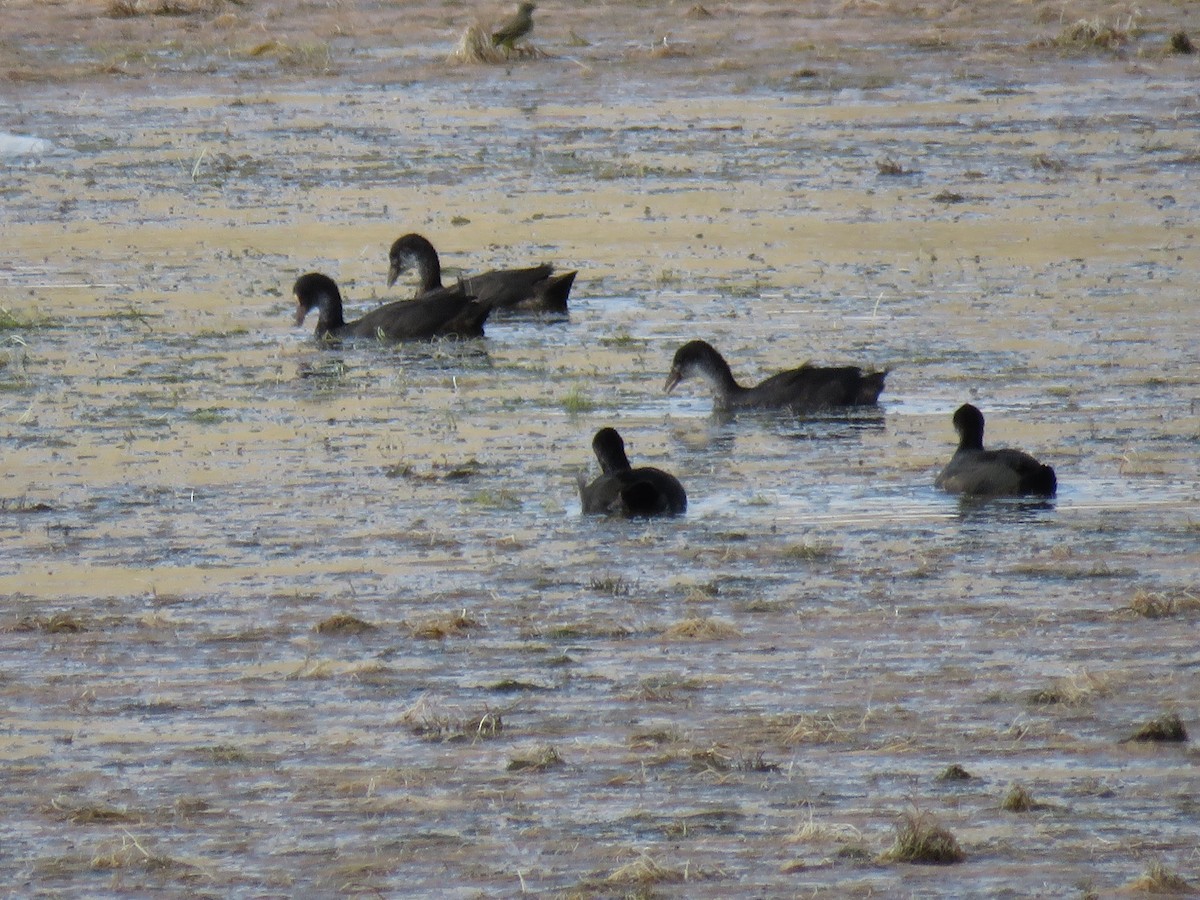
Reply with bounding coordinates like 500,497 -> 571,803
7,613 -> 88,634
464,488 -> 521,510
86,834 -> 204,877
880,810 -> 965,865
408,609 -> 480,640
104,304 -> 159,324
535,619 -> 633,641
315,614 -> 375,636
0,498 -> 54,514
1000,783 -> 1037,812
448,22 -> 507,65
629,728 -> 684,750
48,800 -> 139,825
108,0 -> 231,17
397,695 -> 505,743
0,307 -> 56,331
598,331 -> 641,349
876,157 -> 914,176
1125,712 -> 1188,743
788,804 -> 864,844
661,616 -> 741,641
1122,589 -> 1200,619
1050,16 -> 1139,51
243,39 -> 336,74
781,541 -> 838,562
1025,671 -> 1109,707
937,764 -> 972,781
631,674 -> 706,702
194,744 -> 250,764
506,745 -> 564,773
188,407 -> 226,424
1124,859 -> 1194,894
1168,31 -> 1195,54
1032,153 -> 1068,172
560,386 -> 595,415
589,575 -> 632,597
783,712 -> 860,745
604,852 -> 687,886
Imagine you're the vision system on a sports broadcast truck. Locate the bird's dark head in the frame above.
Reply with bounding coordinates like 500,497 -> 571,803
592,427 -> 631,474
387,233 -> 438,287
951,403 -> 986,446
665,339 -> 720,392
293,272 -> 340,326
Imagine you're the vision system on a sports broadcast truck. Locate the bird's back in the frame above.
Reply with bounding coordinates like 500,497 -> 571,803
345,284 -> 485,341
740,365 -> 886,411
580,467 -> 687,517
936,447 -> 1056,497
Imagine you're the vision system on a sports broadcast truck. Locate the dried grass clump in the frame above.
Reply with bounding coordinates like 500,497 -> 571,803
788,805 -> 864,844
1124,859 -> 1194,894
48,800 -> 139,825
506,745 -> 563,772
194,744 -> 251,764
315,614 -> 375,635
1168,31 -> 1195,54
88,834 -> 204,877
1123,589 -> 1200,619
1125,713 -> 1188,744
876,157 -> 913,176
408,609 -> 479,640
108,0 -> 235,17
242,40 -> 336,74
397,695 -> 505,743
1000,783 -> 1037,812
689,747 -> 733,772
534,618 -> 634,640
448,22 -> 545,65
605,852 -> 687,886
881,810 -> 965,865
661,616 -> 741,641
783,712 -> 858,745
1050,17 -> 1139,51
449,23 -> 508,64
7,613 -> 88,634
1025,670 -> 1109,707
937,764 -> 972,781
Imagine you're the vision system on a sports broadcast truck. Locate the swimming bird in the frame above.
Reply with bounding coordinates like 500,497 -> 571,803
492,2 -> 536,53
935,403 -> 1057,497
292,272 -> 491,342
664,340 -> 888,413
388,233 -> 575,315
578,428 -> 687,518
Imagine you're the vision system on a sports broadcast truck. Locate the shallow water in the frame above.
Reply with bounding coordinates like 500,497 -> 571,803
3,6 -> 1200,896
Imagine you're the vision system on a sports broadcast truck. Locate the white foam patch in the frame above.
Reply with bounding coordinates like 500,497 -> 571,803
0,133 -> 53,156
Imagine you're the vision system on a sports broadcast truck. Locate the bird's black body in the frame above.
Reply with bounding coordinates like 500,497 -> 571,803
935,403 -> 1057,497
579,428 -> 687,518
292,272 -> 490,342
665,340 -> 887,413
388,233 -> 574,315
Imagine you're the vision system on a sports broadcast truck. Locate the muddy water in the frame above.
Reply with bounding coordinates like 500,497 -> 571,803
3,21 -> 1200,898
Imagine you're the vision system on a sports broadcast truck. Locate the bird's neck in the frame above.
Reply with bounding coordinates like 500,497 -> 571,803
314,293 -> 346,336
699,353 -> 744,401
957,432 -> 984,452
413,248 -> 444,293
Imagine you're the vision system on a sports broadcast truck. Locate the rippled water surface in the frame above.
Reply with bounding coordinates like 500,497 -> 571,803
3,4 -> 1200,896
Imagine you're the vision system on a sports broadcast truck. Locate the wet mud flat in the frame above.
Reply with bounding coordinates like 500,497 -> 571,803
3,1 -> 1200,896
